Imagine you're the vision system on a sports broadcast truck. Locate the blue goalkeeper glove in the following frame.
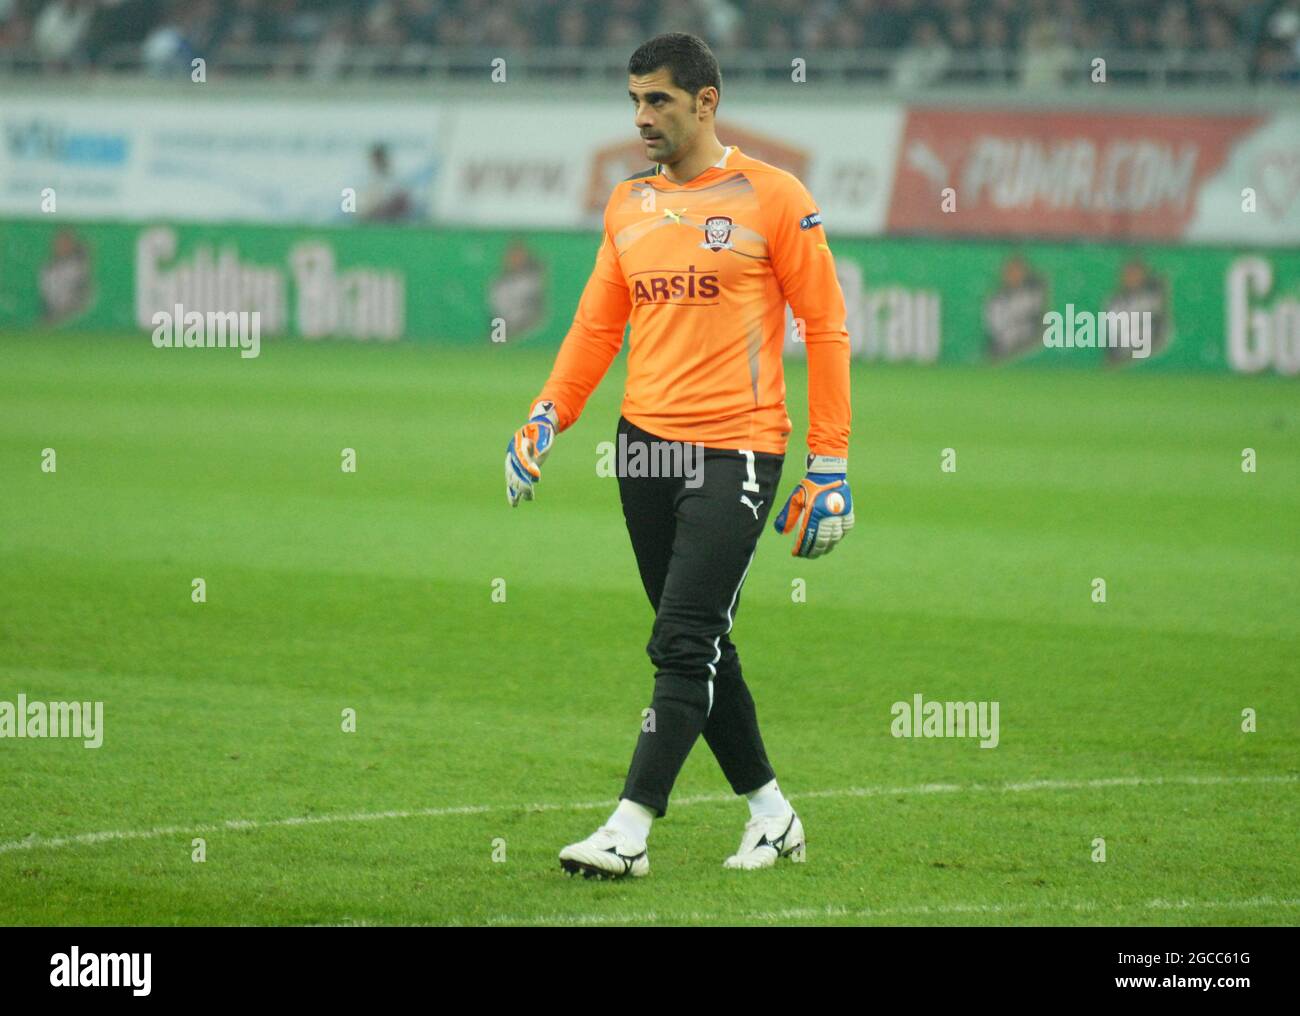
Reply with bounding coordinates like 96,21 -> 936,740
773,454 -> 855,558
505,401 -> 558,507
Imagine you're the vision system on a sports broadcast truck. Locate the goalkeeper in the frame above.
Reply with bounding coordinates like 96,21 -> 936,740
505,32 -> 853,880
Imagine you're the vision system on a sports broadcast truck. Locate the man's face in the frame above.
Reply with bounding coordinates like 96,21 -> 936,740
628,68 -> 710,164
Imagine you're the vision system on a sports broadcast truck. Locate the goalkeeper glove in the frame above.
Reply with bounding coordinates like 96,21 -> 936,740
505,401 -> 558,507
773,454 -> 854,558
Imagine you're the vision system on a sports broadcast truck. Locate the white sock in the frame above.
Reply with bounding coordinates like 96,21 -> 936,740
746,778 -> 792,819
606,799 -> 654,843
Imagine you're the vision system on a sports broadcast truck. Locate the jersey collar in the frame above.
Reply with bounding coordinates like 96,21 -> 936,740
655,145 -> 736,177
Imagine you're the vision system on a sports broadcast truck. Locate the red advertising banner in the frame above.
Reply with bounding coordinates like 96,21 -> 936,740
888,110 -> 1261,240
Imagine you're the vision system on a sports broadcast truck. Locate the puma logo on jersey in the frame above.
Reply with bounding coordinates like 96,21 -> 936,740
740,495 -> 764,519
662,207 -> 687,224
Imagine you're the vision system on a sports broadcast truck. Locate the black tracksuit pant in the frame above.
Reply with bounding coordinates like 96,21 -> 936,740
615,415 -> 785,817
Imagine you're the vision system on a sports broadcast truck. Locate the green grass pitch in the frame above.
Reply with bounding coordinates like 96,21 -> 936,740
0,331 -> 1296,926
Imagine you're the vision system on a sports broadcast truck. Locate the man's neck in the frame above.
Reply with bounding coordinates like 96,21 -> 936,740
661,137 -> 728,185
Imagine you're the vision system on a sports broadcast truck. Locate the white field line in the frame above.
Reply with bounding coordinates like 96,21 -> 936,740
0,772 -> 1294,857
475,896 -> 1300,928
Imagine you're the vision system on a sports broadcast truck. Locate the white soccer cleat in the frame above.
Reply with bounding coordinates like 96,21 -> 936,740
559,826 -> 649,880
723,810 -> 805,870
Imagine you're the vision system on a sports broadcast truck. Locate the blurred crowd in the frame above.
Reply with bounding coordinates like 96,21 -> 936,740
1,0 -> 1298,83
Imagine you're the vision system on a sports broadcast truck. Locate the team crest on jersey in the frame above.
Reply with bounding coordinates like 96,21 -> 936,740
699,215 -> 736,252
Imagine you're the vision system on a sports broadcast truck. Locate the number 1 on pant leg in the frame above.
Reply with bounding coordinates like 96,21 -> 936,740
740,450 -> 759,493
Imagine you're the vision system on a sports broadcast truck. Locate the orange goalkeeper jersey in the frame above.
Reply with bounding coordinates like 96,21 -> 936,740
535,145 -> 851,457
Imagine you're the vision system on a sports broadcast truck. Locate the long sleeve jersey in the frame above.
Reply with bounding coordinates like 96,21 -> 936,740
535,145 -> 851,458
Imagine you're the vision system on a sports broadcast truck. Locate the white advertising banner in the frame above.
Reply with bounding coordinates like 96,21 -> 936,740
1186,112 -> 1300,246
0,97 -> 442,223
433,100 -> 902,235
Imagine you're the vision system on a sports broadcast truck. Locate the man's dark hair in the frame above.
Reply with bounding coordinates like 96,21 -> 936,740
628,33 -> 722,112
